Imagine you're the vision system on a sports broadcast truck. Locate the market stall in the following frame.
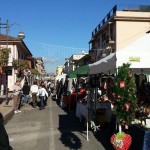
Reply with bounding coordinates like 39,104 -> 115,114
62,65 -> 88,110
87,33 -> 150,145
55,74 -> 67,83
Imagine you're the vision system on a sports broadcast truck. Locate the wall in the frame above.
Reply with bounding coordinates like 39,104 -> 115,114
116,11 -> 150,50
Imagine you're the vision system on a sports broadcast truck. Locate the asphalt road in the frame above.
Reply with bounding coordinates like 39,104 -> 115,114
5,96 -> 106,150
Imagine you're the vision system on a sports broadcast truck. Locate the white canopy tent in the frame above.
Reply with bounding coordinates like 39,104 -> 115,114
89,33 -> 150,74
55,74 -> 67,84
88,53 -> 116,74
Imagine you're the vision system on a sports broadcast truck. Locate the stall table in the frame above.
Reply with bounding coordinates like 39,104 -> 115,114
76,101 -> 112,123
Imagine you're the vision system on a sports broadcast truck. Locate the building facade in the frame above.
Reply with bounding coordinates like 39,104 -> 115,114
62,54 -> 86,75
0,34 -> 32,91
34,57 -> 46,76
89,5 -> 150,63
56,66 -> 63,76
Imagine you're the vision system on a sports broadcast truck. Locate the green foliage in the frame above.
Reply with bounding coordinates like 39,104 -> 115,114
0,47 -> 11,67
115,132 -> 125,140
30,69 -> 41,75
112,63 -> 137,125
12,59 -> 29,70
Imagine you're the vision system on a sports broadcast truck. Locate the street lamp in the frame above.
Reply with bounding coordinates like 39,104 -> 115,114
0,19 -> 25,104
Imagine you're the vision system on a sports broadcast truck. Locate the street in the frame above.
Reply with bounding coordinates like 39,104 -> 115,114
5,96 -> 105,150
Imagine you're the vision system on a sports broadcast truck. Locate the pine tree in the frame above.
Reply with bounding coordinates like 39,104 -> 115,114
112,63 -> 137,126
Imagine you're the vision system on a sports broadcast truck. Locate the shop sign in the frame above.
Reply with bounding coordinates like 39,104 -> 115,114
129,57 -> 140,62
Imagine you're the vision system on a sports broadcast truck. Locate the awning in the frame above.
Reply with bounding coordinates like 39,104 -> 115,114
69,65 -> 88,78
88,53 -> 116,74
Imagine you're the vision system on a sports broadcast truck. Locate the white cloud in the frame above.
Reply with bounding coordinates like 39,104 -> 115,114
42,57 -> 59,64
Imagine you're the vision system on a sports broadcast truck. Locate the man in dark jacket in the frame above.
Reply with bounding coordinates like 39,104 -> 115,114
22,82 -> 30,105
0,113 -> 13,150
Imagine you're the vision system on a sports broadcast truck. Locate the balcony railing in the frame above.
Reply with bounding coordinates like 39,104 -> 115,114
92,4 -> 150,37
92,5 -> 117,37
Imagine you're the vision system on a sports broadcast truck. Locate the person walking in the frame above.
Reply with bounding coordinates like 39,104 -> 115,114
30,81 -> 39,108
40,81 -> 48,106
37,84 -> 48,110
22,82 -> 30,105
47,80 -> 51,96
13,80 -> 22,114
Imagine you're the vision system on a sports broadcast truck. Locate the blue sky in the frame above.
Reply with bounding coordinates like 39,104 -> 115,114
0,0 -> 150,73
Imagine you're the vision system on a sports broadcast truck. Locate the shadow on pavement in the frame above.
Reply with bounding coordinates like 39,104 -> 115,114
58,110 -> 86,150
0,97 -> 12,105
60,132 -> 82,150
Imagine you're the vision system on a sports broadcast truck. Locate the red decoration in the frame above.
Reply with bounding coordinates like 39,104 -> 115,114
110,134 -> 132,150
124,103 -> 130,111
120,81 -> 125,88
112,93 -> 116,97
125,125 -> 128,129
0,69 -> 3,74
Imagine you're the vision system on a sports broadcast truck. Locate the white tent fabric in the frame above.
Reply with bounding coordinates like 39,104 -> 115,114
117,34 -> 150,69
55,74 -> 67,84
88,34 -> 150,74
88,53 -> 116,74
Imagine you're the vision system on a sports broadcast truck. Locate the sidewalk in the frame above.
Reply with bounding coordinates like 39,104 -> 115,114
0,94 -> 14,124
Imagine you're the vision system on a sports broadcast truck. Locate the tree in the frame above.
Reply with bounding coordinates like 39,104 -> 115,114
0,47 -> 10,68
30,69 -> 41,75
112,63 -> 137,126
12,59 -> 29,70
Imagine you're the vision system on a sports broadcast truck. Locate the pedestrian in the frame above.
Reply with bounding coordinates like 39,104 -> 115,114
30,81 -> 39,108
37,84 -> 48,110
47,80 -> 51,96
22,82 -> 30,105
50,81 -> 54,94
40,81 -> 48,106
0,113 -> 13,150
13,80 -> 22,114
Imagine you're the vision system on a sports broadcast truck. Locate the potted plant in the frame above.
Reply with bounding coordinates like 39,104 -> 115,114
110,63 -> 137,150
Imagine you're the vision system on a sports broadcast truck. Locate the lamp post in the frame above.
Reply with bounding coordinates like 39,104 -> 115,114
0,19 -> 25,104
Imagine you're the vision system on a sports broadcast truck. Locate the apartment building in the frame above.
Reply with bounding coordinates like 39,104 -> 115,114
89,5 -> 150,63
63,54 -> 86,75
56,66 -> 63,76
34,57 -> 46,75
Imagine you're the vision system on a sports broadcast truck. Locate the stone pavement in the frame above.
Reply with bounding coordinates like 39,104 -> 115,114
2,93 -> 115,149
0,93 -> 14,124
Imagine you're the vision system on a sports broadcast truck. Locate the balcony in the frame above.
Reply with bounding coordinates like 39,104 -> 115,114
101,36 -> 115,48
92,5 -> 117,37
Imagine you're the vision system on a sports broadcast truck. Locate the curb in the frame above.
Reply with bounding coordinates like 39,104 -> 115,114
3,109 -> 14,125
0,95 -> 14,125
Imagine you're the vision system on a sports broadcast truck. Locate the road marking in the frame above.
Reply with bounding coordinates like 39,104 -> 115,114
9,138 -> 14,142
49,99 -> 55,150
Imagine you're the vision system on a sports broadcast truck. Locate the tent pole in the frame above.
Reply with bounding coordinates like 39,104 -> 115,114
86,74 -> 90,141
